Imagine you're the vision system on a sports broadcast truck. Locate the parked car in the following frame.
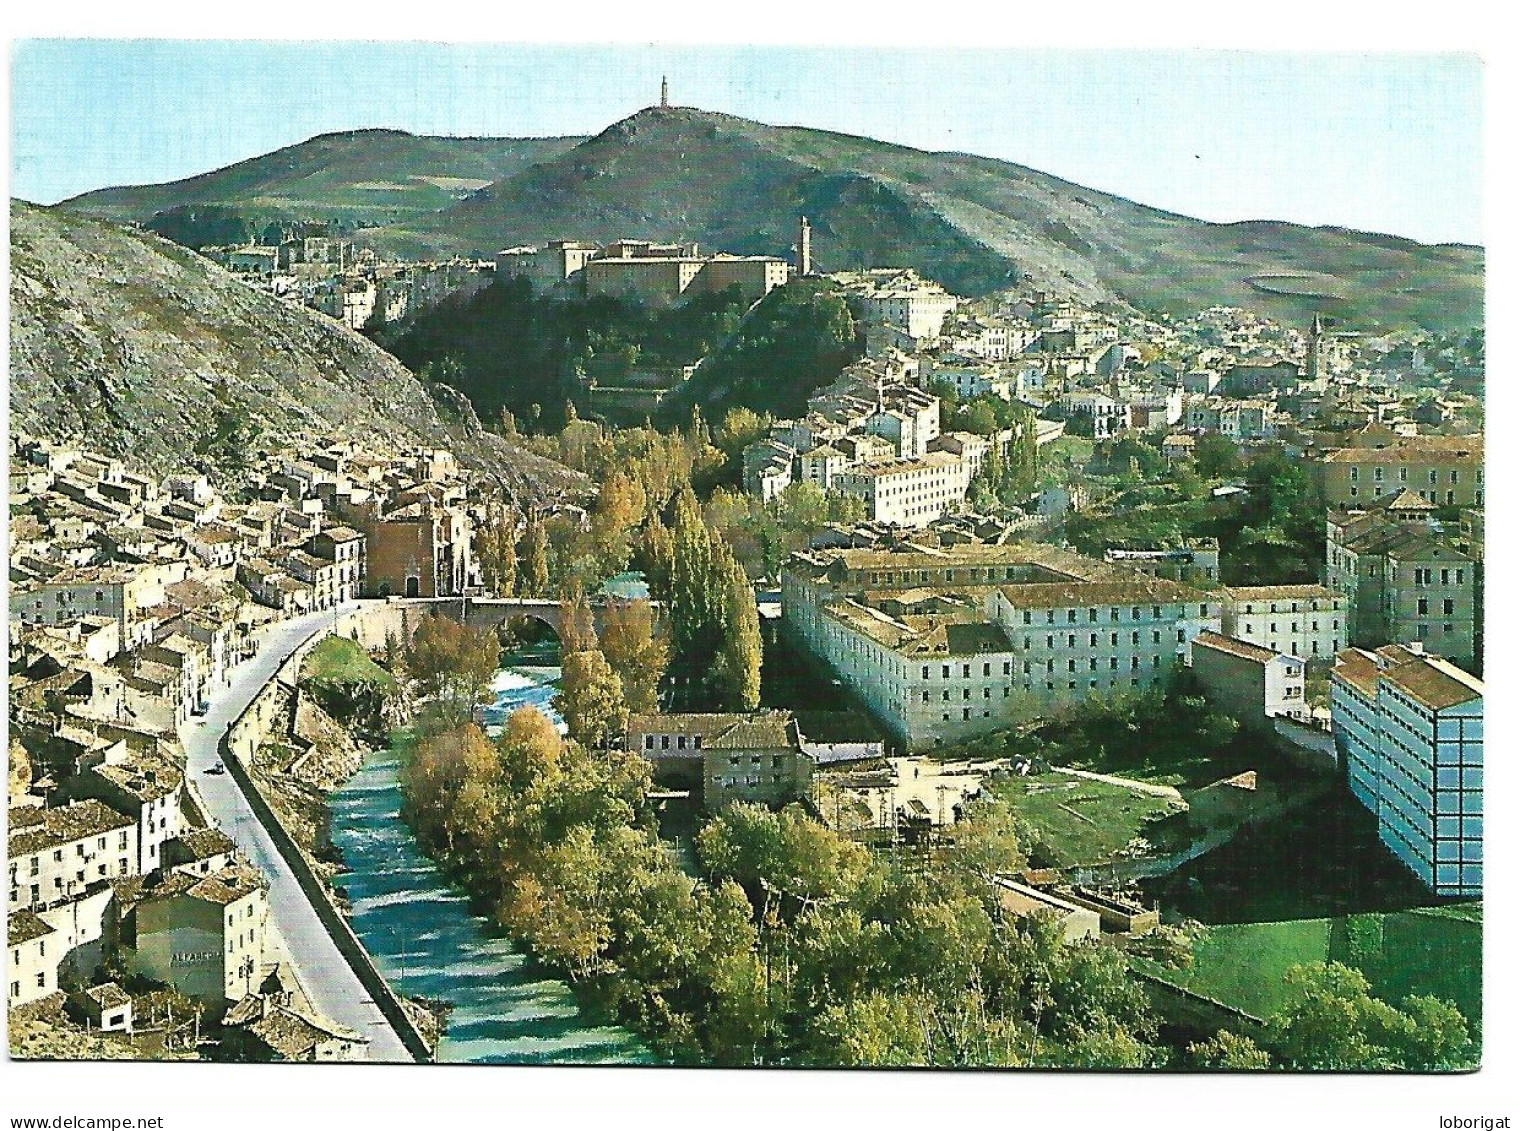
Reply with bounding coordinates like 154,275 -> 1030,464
206,761 -> 226,775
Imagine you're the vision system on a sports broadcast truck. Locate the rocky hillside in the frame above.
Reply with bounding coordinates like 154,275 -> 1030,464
9,201 -> 586,499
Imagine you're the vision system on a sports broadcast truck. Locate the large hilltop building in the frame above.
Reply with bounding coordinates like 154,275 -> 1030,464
782,541 -> 1221,749
498,236 -> 791,308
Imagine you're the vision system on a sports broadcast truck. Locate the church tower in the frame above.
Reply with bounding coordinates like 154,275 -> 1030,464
1307,312 -> 1324,382
660,76 -> 669,108
797,215 -> 813,277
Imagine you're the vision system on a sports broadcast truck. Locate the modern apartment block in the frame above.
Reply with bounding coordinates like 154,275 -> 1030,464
1331,644 -> 1482,897
782,542 -> 1220,750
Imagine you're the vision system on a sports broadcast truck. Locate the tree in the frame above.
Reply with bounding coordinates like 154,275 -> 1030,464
600,599 -> 669,716
636,512 -> 676,599
1188,1030 -> 1273,1070
554,647 -> 628,748
1193,433 -> 1242,479
477,504 -> 518,597
589,470 -> 647,575
400,724 -> 499,855
714,407 -> 773,470
1265,962 -> 1473,1071
717,556 -> 763,711
670,486 -> 719,678
519,513 -> 550,596
407,615 -> 500,725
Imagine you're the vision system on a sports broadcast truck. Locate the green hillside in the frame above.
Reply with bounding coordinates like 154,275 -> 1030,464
371,107 -> 1481,333
61,108 -> 1483,333
1141,904 -> 1481,1024
64,128 -> 584,245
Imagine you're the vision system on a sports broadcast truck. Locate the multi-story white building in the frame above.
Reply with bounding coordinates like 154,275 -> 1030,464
832,452 -> 970,528
1189,630 -> 1307,730
1060,392 -> 1128,439
8,800 -> 139,913
1331,644 -> 1482,897
783,543 -> 1221,749
8,911 -> 62,1008
134,862 -> 270,1003
1220,585 -> 1345,662
1326,500 -> 1479,672
9,561 -> 190,650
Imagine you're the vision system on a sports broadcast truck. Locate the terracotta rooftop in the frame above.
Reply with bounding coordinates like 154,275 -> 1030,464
1193,630 -> 1281,665
8,799 -> 135,855
9,910 -> 55,946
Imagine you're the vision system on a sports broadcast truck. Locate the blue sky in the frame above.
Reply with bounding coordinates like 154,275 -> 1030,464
10,41 -> 1484,245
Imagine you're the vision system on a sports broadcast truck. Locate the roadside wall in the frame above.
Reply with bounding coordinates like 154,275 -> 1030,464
220,605 -> 433,1063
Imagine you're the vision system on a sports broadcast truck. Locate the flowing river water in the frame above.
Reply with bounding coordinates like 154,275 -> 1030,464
327,645 -> 650,1064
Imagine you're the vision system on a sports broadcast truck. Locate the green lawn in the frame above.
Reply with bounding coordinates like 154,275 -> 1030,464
995,772 -> 1186,869
301,635 -> 396,689
1146,904 -> 1482,1023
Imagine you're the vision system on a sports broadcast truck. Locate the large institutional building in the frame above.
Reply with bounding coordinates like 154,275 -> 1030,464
1331,644 -> 1483,897
782,542 -> 1221,749
1316,434 -> 1483,511
1325,491 -> 1479,672
498,238 -> 791,308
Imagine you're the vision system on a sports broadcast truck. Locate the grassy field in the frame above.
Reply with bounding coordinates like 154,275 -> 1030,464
301,635 -> 395,689
995,772 -> 1186,869
1146,904 -> 1482,1023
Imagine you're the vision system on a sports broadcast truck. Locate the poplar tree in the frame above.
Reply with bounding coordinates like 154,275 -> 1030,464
718,558 -> 763,710
520,512 -> 550,596
554,647 -> 627,748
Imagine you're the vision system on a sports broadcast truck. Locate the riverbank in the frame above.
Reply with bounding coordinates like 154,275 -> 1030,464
328,741 -> 649,1064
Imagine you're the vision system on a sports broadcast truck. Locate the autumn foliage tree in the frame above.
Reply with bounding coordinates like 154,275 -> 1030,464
600,599 -> 669,716
406,615 -> 500,724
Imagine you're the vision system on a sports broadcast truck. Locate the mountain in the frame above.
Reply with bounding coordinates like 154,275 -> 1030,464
62,128 -> 584,248
9,201 -> 585,498
62,108 -> 1482,333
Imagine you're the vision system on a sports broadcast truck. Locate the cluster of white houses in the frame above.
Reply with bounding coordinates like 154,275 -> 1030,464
6,433 -> 500,1055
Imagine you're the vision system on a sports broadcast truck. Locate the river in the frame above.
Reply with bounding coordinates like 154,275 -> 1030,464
327,646 -> 650,1064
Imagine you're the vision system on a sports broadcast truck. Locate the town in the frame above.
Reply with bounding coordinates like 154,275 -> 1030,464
8,193 -> 1484,1067
4,46 -> 1488,1076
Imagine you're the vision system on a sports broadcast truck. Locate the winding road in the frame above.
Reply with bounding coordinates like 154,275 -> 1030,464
178,602 -> 412,1062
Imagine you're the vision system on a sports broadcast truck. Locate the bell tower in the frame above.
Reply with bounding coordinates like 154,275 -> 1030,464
660,76 -> 669,109
797,215 -> 813,277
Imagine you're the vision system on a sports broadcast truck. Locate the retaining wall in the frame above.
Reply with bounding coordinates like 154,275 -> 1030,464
220,607 -> 433,1063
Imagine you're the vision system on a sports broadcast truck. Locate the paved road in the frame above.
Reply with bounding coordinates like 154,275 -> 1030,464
180,602 -> 413,1062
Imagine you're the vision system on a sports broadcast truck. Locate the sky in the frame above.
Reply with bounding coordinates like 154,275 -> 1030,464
9,41 -> 1485,246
